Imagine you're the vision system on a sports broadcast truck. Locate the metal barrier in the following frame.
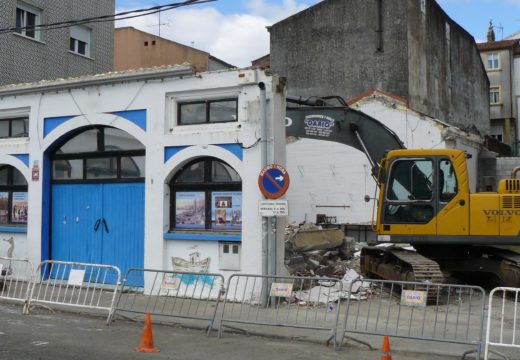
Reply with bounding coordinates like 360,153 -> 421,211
111,269 -> 225,334
25,260 -> 121,324
218,274 -> 344,346
340,279 -> 486,358
484,287 -> 520,360
0,256 -> 35,304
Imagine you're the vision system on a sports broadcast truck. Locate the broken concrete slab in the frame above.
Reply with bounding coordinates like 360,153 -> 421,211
289,228 -> 344,252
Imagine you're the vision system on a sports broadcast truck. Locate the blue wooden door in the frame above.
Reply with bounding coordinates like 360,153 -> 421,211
101,183 -> 144,286
52,184 -> 103,264
51,183 -> 144,285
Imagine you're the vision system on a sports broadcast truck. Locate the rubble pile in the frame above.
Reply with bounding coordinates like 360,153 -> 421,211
289,269 -> 374,307
283,223 -> 378,305
284,223 -> 360,278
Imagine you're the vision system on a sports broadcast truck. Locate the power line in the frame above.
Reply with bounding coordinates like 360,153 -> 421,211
0,0 -> 215,35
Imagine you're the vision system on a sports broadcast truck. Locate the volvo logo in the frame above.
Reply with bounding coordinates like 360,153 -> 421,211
483,210 -> 520,216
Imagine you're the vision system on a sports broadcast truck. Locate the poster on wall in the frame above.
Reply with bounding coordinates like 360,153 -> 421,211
12,192 -> 28,224
175,192 -> 205,229
211,192 -> 242,230
0,192 -> 8,225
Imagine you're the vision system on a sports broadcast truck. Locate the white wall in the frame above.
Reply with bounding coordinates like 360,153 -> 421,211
0,68 -> 285,285
285,95 -> 482,225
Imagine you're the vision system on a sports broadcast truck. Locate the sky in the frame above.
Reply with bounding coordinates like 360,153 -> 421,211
114,0 -> 520,67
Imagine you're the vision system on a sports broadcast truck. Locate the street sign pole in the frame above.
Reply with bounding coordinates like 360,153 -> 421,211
258,164 -> 290,273
258,163 -> 290,306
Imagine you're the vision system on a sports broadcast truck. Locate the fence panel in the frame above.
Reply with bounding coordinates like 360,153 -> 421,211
25,260 -> 121,323
485,287 -> 520,360
219,274 -> 344,346
340,279 -> 486,357
0,257 -> 34,304
111,269 -> 224,334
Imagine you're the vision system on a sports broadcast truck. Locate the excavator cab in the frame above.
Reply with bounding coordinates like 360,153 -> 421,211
376,149 -> 470,241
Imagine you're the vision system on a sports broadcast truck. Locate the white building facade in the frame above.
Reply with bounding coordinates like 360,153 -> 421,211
0,66 -> 286,287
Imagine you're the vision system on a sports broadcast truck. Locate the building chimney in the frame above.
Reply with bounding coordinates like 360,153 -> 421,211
487,20 -> 495,42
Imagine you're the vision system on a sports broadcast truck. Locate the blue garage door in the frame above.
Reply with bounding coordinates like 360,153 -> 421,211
50,126 -> 146,286
51,182 -> 145,286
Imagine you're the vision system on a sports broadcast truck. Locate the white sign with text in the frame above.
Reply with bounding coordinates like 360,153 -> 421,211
258,200 -> 289,217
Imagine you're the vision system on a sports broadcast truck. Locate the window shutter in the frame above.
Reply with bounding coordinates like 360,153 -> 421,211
70,25 -> 91,43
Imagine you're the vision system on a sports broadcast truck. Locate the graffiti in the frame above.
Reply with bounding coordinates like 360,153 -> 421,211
170,251 -> 214,287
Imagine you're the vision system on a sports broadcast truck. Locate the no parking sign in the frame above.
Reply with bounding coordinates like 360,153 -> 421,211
258,164 -> 290,199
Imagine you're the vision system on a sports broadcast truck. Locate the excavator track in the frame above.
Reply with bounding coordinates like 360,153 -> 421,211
388,248 -> 445,284
417,245 -> 520,288
360,246 -> 446,303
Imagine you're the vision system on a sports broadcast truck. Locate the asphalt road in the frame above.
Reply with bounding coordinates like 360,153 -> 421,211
0,302 -> 462,360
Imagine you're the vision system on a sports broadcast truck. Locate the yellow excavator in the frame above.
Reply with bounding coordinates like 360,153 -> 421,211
286,98 -> 520,287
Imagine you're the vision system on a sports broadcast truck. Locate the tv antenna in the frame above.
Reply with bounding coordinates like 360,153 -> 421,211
147,2 -> 170,37
493,22 -> 504,40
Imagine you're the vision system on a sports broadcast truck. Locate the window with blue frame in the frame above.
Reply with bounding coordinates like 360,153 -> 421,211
170,158 -> 242,231
0,166 -> 28,226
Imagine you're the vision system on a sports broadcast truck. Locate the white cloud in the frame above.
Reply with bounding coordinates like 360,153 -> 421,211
246,0 -> 309,21
116,0 -> 314,67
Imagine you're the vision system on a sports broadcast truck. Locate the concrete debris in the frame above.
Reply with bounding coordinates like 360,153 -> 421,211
293,286 -> 343,304
283,223 -> 377,304
285,223 -> 358,278
291,279 -> 372,306
289,228 -> 344,252
342,269 -> 371,293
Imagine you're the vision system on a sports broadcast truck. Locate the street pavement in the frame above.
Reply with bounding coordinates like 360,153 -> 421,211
0,302 -> 466,360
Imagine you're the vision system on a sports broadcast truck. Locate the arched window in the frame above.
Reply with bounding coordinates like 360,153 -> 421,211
51,126 -> 145,181
0,166 -> 28,225
170,157 -> 241,231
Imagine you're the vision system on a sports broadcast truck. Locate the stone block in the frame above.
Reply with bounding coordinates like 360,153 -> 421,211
289,229 -> 344,252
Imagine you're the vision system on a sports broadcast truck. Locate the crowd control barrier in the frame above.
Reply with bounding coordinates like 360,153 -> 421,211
484,287 -> 520,360
111,269 -> 225,334
219,274 -> 344,346
340,279 -> 486,358
24,260 -> 121,323
0,256 -> 35,304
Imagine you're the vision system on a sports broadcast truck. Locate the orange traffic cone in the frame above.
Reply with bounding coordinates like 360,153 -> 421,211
380,335 -> 392,360
135,312 -> 160,353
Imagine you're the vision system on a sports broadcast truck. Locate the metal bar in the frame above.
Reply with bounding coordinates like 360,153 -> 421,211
246,276 -> 257,321
442,286 -> 452,339
513,291 -> 518,345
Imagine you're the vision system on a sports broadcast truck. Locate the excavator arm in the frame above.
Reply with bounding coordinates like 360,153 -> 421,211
285,103 -> 404,182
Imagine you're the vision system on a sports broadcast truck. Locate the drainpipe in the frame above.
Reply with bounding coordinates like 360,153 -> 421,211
259,82 -> 269,281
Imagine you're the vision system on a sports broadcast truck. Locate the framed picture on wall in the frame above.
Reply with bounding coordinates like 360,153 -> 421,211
12,192 -> 28,224
211,192 -> 242,230
0,192 -> 8,225
175,192 -> 205,229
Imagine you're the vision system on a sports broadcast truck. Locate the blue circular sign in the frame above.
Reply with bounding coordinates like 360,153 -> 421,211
258,164 -> 290,199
